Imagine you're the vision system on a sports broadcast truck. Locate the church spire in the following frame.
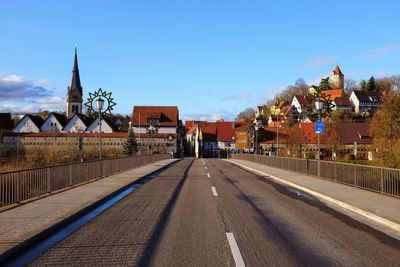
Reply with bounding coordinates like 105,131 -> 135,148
66,47 -> 83,117
69,46 -> 82,95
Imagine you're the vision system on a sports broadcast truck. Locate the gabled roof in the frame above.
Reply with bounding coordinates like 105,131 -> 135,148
352,90 -> 370,102
216,121 -> 235,142
200,122 -> 217,142
16,114 -> 44,129
323,89 -> 343,100
102,116 -> 120,132
293,95 -> 307,106
132,106 -> 179,127
0,113 -> 14,130
333,97 -> 352,106
333,65 -> 343,76
64,113 -> 93,129
44,112 -> 67,127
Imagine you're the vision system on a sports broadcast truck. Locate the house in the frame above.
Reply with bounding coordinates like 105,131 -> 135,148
291,95 -> 307,114
131,106 -> 180,155
234,123 -> 250,152
270,101 -> 290,115
322,89 -> 343,100
14,114 -> 44,133
216,121 -> 235,150
63,113 -> 93,132
131,106 -> 179,135
0,113 -> 14,132
260,122 -> 373,159
185,122 -> 218,158
255,105 -> 267,118
332,97 -> 353,111
40,113 -> 67,132
349,90 -> 379,113
86,116 -> 119,133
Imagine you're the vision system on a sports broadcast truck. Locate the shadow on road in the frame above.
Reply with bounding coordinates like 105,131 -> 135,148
137,159 -> 194,266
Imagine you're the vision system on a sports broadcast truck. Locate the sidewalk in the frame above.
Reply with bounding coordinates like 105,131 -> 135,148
0,158 -> 178,257
226,159 -> 400,240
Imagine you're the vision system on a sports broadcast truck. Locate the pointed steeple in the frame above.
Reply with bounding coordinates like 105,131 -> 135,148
69,46 -> 82,95
334,65 -> 343,76
66,47 -> 83,117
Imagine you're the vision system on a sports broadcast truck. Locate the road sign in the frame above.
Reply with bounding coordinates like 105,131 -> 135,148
315,121 -> 324,134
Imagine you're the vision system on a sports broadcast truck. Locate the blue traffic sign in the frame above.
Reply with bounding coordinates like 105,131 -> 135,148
315,121 -> 324,134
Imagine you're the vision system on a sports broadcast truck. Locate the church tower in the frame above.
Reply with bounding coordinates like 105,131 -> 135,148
66,47 -> 83,117
330,65 -> 344,89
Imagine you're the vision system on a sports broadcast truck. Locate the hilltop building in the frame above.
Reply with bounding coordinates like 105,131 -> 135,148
330,65 -> 344,89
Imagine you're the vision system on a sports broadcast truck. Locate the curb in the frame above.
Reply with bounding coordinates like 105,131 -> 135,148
225,159 -> 400,235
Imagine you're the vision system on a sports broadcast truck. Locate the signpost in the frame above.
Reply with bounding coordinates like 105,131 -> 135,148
315,121 -> 324,134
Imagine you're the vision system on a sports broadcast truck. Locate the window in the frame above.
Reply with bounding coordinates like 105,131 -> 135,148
72,105 -> 79,113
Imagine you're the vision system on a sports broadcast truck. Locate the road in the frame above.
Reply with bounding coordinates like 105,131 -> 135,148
30,158 -> 400,266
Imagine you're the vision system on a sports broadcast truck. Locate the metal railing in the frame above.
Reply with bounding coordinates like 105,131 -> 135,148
0,154 -> 170,208
232,154 -> 400,198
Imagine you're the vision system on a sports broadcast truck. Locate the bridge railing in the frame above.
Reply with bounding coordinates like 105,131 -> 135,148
231,154 -> 400,198
0,154 -> 171,208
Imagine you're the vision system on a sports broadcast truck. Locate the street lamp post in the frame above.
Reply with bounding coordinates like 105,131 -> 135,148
315,97 -> 324,177
168,135 -> 173,156
253,118 -> 260,156
96,96 -> 105,161
276,120 -> 279,157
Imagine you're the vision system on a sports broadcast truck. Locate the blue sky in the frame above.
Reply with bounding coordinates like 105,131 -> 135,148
1,0 -> 400,121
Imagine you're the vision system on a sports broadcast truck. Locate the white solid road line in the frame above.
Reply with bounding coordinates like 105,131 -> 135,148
211,186 -> 218,196
225,159 -> 400,236
207,173 -> 211,178
226,232 -> 245,267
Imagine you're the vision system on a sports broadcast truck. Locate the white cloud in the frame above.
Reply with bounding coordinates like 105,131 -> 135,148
0,73 -> 64,114
306,55 -> 336,69
220,91 -> 251,101
0,74 -> 52,99
34,79 -> 52,86
361,43 -> 400,59
182,110 -> 236,122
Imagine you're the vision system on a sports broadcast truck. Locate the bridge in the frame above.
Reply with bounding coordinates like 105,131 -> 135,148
0,155 -> 399,266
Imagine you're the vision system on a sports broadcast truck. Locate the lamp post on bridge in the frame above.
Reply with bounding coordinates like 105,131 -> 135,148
84,88 -> 117,176
304,88 -> 334,178
253,118 -> 262,157
96,96 -> 105,160
314,96 -> 324,177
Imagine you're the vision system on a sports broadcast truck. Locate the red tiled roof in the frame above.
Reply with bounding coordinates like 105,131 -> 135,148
261,122 -> 372,145
333,65 -> 343,76
216,121 -> 235,142
322,89 -> 343,100
199,122 -> 217,141
4,132 -> 179,138
187,124 -> 197,134
131,106 -> 179,127
185,120 -> 194,130
333,97 -> 352,106
294,95 -> 307,105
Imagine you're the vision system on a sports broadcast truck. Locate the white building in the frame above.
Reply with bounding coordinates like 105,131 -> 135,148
86,117 -> 118,133
63,113 -> 92,133
14,115 -> 44,133
40,113 -> 67,132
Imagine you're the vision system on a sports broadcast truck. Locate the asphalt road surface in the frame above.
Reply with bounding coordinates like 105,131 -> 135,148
30,158 -> 400,266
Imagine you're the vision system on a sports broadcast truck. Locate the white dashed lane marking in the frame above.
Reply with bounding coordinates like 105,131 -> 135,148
226,232 -> 245,267
211,186 -> 218,196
